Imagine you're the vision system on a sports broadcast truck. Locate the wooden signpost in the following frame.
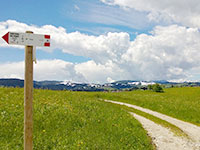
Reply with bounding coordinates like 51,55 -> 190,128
2,31 -> 50,150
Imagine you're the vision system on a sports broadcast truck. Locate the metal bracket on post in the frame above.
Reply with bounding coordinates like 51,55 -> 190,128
33,46 -> 37,63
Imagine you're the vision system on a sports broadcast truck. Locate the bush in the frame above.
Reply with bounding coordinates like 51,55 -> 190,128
148,84 -> 164,93
147,85 -> 153,90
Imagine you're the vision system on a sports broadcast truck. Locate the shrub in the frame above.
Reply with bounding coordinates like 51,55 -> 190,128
152,83 -> 164,93
148,84 -> 164,92
147,85 -> 153,90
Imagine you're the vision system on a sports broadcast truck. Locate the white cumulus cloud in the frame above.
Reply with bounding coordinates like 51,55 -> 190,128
0,59 -> 86,82
100,0 -> 200,28
1,20 -> 200,83
122,25 -> 200,80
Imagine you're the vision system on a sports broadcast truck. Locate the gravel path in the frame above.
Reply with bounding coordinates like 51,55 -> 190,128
131,113 -> 199,150
104,100 -> 200,150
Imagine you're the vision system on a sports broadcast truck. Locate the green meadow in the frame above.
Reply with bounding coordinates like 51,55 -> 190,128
1,87 -> 200,149
94,87 -> 200,126
0,87 -> 154,150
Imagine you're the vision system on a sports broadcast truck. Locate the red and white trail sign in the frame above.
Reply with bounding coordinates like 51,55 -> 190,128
2,32 -> 50,47
2,32 -> 51,62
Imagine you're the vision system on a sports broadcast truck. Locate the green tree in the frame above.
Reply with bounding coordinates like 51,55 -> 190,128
147,85 -> 153,90
152,83 -> 164,93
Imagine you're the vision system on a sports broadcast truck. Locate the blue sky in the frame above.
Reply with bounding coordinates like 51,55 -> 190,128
0,0 -> 151,35
1,0 -> 200,83
0,0 -> 151,63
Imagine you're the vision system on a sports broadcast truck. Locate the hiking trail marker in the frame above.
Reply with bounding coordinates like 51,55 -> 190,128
2,32 -> 50,62
2,31 -> 50,150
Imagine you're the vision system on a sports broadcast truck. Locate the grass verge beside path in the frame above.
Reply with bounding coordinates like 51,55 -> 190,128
92,87 -> 200,126
120,104 -> 188,138
0,87 -> 154,150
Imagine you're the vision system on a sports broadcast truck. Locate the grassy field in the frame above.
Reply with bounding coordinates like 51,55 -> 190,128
93,87 -> 200,126
0,87 -> 154,150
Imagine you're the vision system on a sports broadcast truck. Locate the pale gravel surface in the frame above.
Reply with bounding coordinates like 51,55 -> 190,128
131,113 -> 199,150
104,100 -> 200,150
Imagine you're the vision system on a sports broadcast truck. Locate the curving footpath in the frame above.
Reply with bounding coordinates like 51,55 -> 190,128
104,100 -> 200,150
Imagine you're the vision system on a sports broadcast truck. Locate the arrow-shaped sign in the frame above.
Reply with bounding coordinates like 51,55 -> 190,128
2,32 -> 9,43
2,32 -> 50,47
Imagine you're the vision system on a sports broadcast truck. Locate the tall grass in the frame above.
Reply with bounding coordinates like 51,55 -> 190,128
0,87 -> 154,150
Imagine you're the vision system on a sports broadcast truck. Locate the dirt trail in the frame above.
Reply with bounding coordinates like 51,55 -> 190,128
131,113 -> 199,150
104,100 -> 200,150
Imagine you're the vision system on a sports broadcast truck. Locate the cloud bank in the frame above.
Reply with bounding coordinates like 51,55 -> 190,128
101,0 -> 200,28
1,20 -> 200,83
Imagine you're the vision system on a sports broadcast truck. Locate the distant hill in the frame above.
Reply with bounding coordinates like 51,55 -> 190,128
0,79 -> 24,87
0,78 -> 104,91
0,78 -> 200,91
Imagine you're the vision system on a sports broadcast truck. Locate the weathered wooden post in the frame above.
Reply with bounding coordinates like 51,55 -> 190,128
2,31 -> 50,150
24,31 -> 34,150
